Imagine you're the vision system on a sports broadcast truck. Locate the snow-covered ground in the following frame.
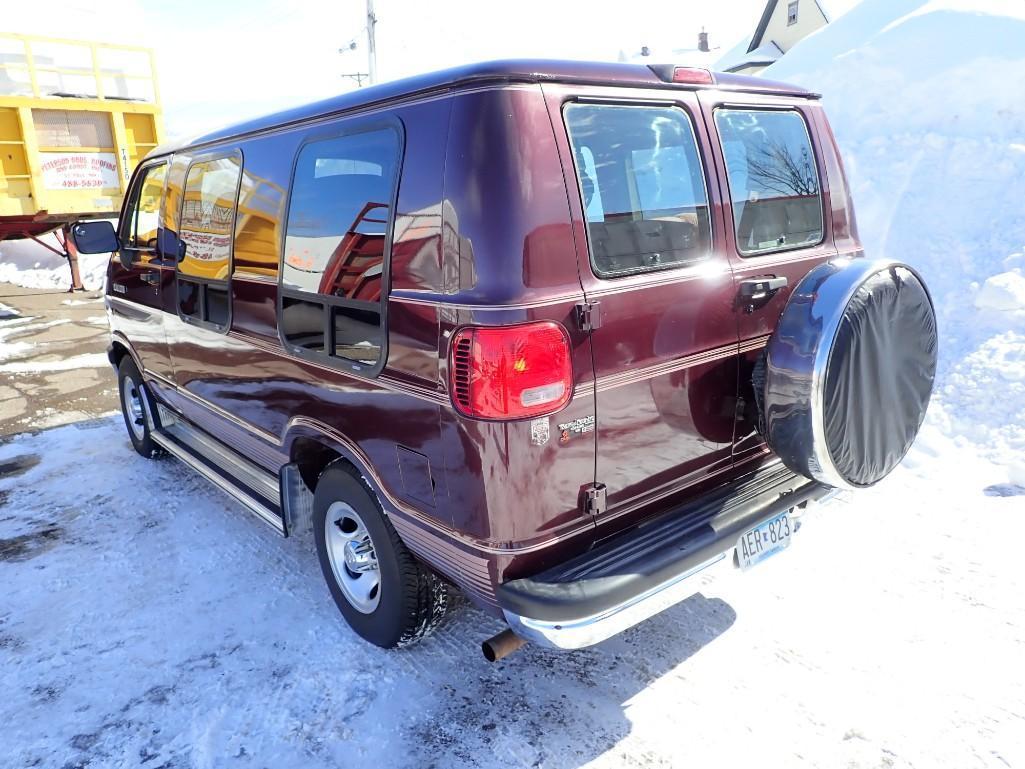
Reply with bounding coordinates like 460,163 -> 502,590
765,0 -> 1025,477
0,231 -> 110,292
1,417 -> 1022,769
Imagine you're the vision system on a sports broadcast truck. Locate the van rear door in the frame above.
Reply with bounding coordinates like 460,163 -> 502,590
697,93 -> 841,464
545,86 -> 740,527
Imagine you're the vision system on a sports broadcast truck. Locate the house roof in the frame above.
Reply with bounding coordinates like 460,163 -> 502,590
748,0 -> 832,53
723,41 -> 784,73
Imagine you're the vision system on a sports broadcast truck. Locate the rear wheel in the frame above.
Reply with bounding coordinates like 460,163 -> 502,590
117,357 -> 163,459
313,462 -> 447,648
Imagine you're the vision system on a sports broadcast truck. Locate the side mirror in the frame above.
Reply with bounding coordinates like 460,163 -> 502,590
70,220 -> 119,255
157,228 -> 187,262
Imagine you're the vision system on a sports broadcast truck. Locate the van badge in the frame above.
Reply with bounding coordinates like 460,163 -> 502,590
530,417 -> 550,447
557,415 -> 595,444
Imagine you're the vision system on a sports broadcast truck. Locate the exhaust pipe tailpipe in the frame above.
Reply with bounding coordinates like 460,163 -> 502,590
482,628 -> 527,662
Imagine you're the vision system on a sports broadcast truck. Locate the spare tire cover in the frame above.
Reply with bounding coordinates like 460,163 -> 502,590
763,259 -> 937,489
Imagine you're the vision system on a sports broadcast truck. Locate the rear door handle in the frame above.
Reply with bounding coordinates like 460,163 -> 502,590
738,276 -> 787,300
140,272 -> 160,286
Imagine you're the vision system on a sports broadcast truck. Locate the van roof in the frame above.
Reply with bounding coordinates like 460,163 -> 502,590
153,59 -> 817,157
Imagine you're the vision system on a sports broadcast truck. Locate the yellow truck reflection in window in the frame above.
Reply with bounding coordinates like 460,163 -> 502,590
178,156 -> 240,280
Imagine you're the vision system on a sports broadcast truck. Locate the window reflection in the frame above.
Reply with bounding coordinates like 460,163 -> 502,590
715,109 -> 823,255
280,128 -> 397,368
565,104 -> 711,277
178,156 -> 241,280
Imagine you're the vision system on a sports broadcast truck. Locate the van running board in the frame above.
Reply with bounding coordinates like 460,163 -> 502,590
151,405 -> 285,535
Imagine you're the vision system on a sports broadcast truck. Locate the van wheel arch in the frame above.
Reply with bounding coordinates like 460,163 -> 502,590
289,436 -> 343,492
108,339 -> 131,370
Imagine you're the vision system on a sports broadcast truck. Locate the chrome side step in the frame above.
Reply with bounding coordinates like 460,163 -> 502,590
152,405 -> 285,535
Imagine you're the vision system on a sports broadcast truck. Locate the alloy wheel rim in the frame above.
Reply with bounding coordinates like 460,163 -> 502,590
122,376 -> 146,440
324,501 -> 381,614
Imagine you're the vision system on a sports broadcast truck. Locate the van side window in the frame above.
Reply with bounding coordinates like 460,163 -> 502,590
176,154 -> 242,329
120,162 -> 167,261
714,109 -> 823,256
234,168 -> 286,280
564,103 -> 711,278
280,127 -> 399,370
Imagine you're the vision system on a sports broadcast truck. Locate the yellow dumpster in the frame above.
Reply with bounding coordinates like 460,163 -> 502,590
0,33 -> 163,242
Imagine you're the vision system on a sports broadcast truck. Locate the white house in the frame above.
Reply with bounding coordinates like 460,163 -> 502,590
718,0 -> 830,75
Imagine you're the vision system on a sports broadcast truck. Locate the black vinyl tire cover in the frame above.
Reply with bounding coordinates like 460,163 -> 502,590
762,259 -> 937,489
823,267 -> 937,486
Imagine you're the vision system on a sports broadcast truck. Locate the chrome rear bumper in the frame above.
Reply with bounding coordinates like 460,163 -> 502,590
497,469 -> 838,650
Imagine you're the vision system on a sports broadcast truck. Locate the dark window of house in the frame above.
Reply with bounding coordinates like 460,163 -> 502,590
176,154 -> 241,330
788,1 -> 799,25
280,127 -> 398,370
715,109 -> 823,255
564,103 -> 711,278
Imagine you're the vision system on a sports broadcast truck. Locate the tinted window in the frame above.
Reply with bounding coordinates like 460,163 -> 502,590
715,109 -> 823,255
179,156 -> 241,280
175,154 -> 241,330
280,128 -> 398,370
123,162 -> 166,255
564,104 -> 711,277
234,141 -> 288,279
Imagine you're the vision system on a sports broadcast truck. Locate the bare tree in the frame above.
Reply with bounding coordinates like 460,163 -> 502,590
746,140 -> 818,197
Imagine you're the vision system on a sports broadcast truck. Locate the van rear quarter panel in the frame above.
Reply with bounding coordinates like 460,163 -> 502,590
430,86 -> 599,580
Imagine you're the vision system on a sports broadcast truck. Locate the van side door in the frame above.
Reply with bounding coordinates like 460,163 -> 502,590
162,151 -> 242,390
107,158 -> 174,378
545,86 -> 740,528
699,94 -> 840,463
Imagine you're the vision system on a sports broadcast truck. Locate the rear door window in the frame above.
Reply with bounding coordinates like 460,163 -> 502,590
714,109 -> 823,255
564,103 -> 711,278
279,126 -> 400,373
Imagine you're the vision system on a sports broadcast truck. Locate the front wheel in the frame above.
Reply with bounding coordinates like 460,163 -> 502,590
313,462 -> 447,648
117,357 -> 163,459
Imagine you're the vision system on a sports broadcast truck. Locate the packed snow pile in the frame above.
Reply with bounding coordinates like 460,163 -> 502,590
765,0 -> 1025,473
0,233 -> 109,292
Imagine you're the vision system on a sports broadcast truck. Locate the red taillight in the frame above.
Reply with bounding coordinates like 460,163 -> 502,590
450,322 -> 573,420
672,67 -> 713,84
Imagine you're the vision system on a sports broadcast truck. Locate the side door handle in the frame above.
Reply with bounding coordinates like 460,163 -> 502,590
738,276 -> 787,301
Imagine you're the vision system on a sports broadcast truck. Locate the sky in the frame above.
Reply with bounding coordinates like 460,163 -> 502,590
6,0 -> 860,140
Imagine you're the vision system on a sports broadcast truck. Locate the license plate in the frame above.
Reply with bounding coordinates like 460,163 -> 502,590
735,510 -> 794,570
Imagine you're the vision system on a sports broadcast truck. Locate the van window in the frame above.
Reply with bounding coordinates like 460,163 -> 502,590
280,127 -> 399,370
564,103 -> 711,278
176,154 -> 242,330
233,138 -> 290,280
234,169 -> 286,280
714,109 -> 823,256
121,161 -> 167,259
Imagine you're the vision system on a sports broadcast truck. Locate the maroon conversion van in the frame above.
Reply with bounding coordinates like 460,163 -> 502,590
71,60 -> 937,660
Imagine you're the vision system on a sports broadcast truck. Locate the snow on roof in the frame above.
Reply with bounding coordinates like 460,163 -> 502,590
719,40 -> 783,72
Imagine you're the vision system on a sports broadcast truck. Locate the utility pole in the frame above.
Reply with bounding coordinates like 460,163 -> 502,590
366,0 -> 378,85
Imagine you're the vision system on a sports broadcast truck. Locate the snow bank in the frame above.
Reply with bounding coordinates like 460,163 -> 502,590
976,270 -> 1025,314
0,233 -> 109,291
765,0 -> 1025,469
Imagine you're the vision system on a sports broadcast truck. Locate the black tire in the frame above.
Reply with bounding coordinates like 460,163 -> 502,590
117,357 -> 163,459
313,462 -> 447,648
